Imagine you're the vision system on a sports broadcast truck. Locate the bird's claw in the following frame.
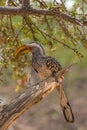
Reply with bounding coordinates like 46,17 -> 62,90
58,75 -> 64,83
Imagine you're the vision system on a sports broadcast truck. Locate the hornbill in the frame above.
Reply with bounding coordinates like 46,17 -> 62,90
15,42 -> 74,123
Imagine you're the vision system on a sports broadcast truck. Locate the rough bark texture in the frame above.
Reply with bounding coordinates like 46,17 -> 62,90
0,6 -> 86,27
0,64 -> 74,130
0,77 -> 57,130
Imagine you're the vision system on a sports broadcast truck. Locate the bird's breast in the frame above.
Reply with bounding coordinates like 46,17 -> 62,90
32,58 -> 52,80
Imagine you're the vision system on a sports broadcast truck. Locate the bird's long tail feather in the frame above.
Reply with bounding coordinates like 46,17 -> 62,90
56,84 -> 74,123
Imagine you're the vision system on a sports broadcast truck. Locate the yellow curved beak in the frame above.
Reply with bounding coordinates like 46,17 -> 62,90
14,45 -> 30,58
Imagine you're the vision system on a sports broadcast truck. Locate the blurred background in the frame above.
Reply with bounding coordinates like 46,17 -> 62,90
0,0 -> 87,130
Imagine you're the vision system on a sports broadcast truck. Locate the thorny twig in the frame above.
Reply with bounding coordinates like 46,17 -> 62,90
28,20 -> 84,58
55,16 -> 77,46
23,16 -> 37,41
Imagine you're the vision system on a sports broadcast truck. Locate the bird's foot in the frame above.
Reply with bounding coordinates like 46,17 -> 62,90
58,75 -> 64,83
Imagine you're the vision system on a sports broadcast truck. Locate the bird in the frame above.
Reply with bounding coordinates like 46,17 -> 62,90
14,42 -> 74,123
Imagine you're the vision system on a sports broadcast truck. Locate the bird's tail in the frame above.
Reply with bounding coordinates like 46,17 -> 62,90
56,83 -> 74,123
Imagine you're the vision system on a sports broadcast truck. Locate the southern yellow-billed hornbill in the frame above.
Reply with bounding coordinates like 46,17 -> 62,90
15,42 -> 74,123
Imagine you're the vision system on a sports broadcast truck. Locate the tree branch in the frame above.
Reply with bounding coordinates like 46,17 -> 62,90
0,64 -> 75,130
0,77 -> 57,130
0,6 -> 86,26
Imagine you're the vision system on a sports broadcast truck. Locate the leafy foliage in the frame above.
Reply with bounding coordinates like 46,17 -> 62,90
0,0 -> 87,85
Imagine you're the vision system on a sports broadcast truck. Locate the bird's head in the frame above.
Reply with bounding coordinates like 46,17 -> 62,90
14,42 -> 45,58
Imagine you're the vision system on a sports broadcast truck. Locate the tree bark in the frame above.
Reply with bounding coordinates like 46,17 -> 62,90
0,6 -> 85,26
0,77 -> 57,130
0,64 -> 75,130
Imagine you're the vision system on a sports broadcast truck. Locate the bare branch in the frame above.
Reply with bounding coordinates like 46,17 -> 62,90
0,6 -> 86,27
